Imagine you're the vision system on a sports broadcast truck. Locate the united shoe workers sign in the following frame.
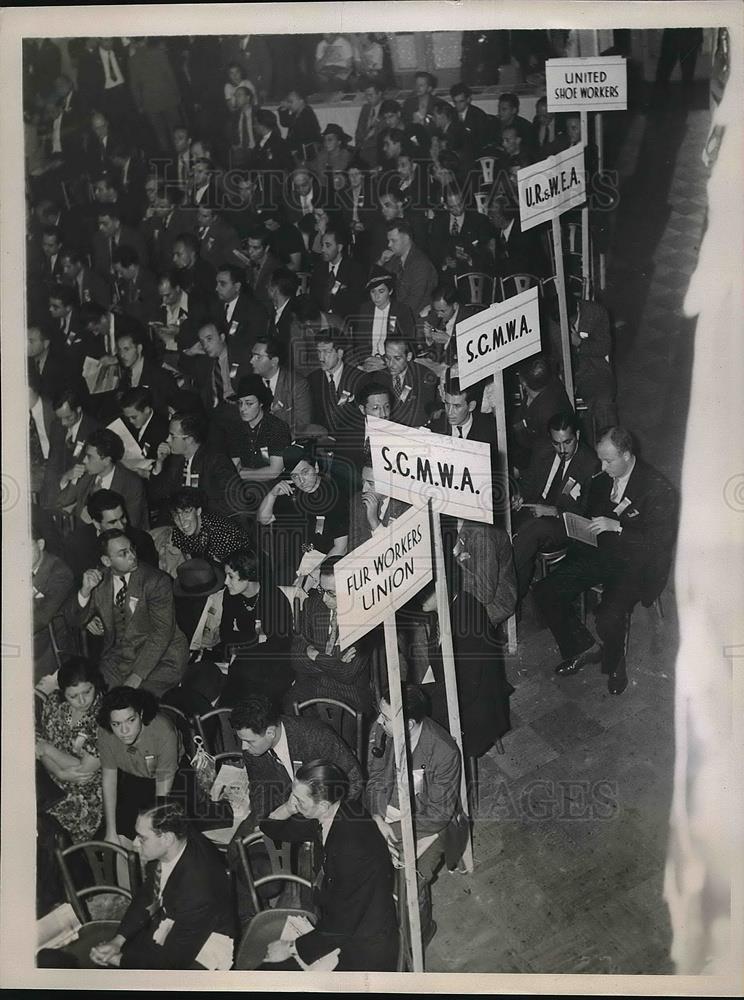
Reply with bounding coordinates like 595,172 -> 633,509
517,143 -> 586,232
545,56 -> 627,112
334,503 -> 432,649
455,287 -> 541,389
367,416 -> 493,524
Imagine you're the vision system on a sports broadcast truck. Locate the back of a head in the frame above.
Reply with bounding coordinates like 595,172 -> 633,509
140,800 -> 190,842
521,356 -> 551,391
295,759 -> 349,804
230,693 -> 280,735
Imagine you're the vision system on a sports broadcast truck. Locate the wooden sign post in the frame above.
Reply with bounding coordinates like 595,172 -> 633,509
334,503 -> 434,972
455,289 -> 542,652
545,56 -> 629,297
367,418 -> 494,872
517,144 -> 586,402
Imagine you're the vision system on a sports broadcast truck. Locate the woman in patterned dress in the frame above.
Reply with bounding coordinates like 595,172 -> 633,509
36,657 -> 105,842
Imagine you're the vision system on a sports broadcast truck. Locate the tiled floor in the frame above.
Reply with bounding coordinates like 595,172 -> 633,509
425,87 -> 709,974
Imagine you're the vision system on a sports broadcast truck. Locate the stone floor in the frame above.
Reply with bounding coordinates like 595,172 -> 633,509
425,84 -> 711,975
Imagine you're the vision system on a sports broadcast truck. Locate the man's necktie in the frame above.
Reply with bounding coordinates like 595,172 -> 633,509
325,608 -> 339,655
263,378 -> 271,390
213,359 -> 224,405
150,861 -> 162,908
29,412 -> 44,465
115,577 -> 127,607
267,747 -> 284,772
610,479 -> 622,504
120,366 -> 132,390
326,373 -> 338,402
392,374 -> 402,398
450,216 -> 460,236
457,426 -> 463,438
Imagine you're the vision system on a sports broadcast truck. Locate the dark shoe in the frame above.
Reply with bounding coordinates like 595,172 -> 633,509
554,643 -> 602,676
608,669 -> 628,695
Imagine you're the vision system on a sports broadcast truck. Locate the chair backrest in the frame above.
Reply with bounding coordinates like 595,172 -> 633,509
477,156 -> 496,185
565,220 -> 582,254
293,698 -> 364,763
55,840 -> 142,925
295,271 -> 311,296
234,887 -> 317,970
193,707 -> 239,756
235,831 -> 308,915
455,271 -> 493,306
159,703 -> 196,759
500,272 -> 540,301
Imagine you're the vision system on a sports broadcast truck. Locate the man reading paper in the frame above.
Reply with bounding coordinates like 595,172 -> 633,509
533,427 -> 677,695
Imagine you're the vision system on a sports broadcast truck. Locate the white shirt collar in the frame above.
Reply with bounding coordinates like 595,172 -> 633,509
158,840 -> 188,895
274,299 -> 288,321
452,414 -> 473,438
502,219 -> 515,242
272,722 -> 294,779
319,800 -> 341,845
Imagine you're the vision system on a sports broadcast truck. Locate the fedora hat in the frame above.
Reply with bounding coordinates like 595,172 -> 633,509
173,558 -> 225,598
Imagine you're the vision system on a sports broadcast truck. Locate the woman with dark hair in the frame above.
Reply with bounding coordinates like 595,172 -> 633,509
36,657 -> 106,842
217,548 -> 293,707
260,760 -> 399,972
96,686 -> 182,845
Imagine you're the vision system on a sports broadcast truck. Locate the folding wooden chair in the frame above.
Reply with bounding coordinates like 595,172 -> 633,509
55,840 -> 142,925
293,697 -> 364,763
454,271 -> 493,306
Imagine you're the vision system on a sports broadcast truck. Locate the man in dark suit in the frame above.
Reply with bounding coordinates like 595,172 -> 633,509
229,695 -> 363,827
249,335 -> 313,437
51,426 -> 148,529
354,80 -> 385,168
429,378 -> 496,444
427,185 -> 494,277
419,282 -> 487,369
260,761 -> 398,972
382,220 -> 438,317
115,328 -> 178,413
147,410 -> 242,521
27,325 -> 77,404
290,556 -> 373,717
212,264 -> 269,355
178,321 -> 249,415
511,411 -> 600,598
172,233 -> 216,307
278,88 -> 322,161
141,186 -> 195,276
511,354 -> 574,469
250,109 -> 294,173
379,334 -> 437,428
31,516 -> 75,682
28,374 -> 56,498
450,83 -> 490,157
267,268 -> 299,351
112,246 -> 160,325
488,195 -> 549,280
93,205 -> 148,281
90,802 -> 235,970
78,38 -> 133,129
60,249 -> 112,308
495,92 -> 534,149
534,427 -> 678,695
119,387 -> 170,456
64,487 -> 159,584
196,205 -> 240,272
67,529 -> 188,695
309,225 -> 366,323
239,229 -> 281,312
307,327 -> 364,435
42,387 -> 99,503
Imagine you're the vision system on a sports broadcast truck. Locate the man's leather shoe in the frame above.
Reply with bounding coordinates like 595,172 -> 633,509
555,644 -> 602,676
608,668 -> 628,695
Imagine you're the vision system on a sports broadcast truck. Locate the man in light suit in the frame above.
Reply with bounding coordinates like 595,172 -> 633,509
90,802 -> 235,969
67,529 -> 187,695
382,219 -> 438,316
366,684 -> 466,947
354,80 -> 385,167
51,426 -> 148,529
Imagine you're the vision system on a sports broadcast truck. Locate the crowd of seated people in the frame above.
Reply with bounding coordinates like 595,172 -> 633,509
28,35 -> 677,973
